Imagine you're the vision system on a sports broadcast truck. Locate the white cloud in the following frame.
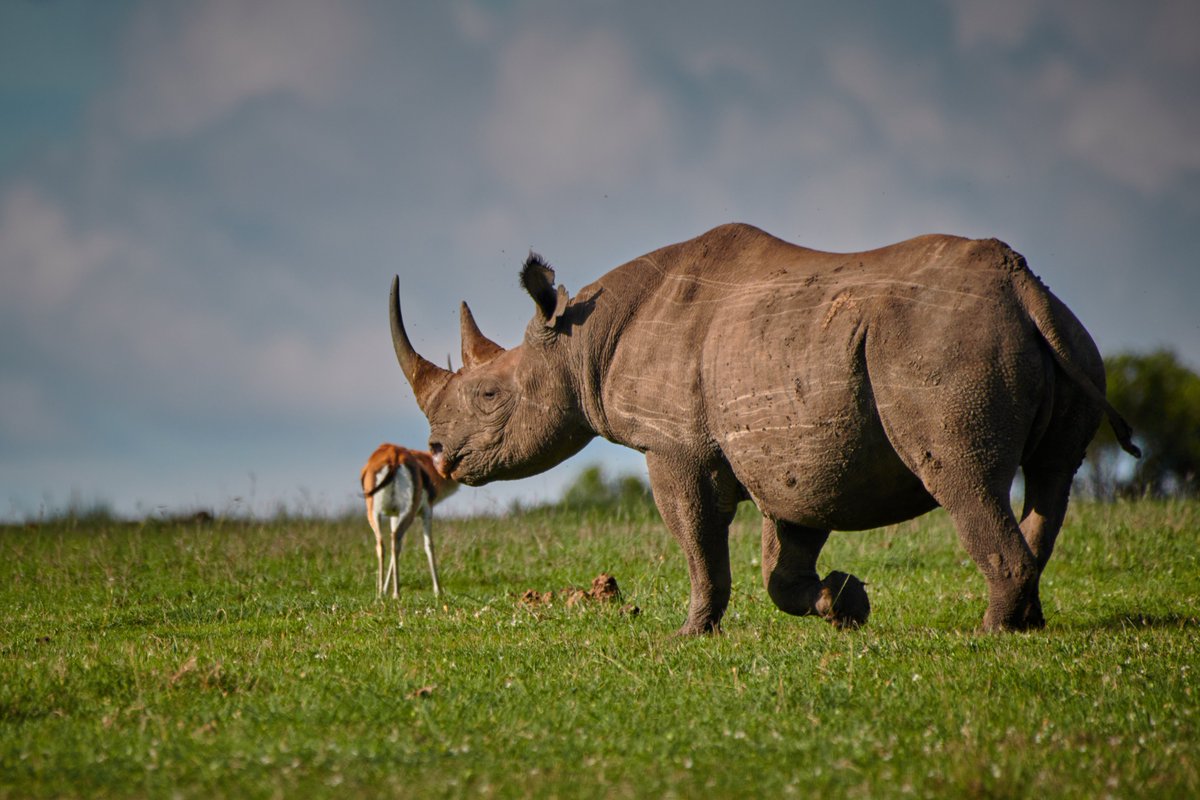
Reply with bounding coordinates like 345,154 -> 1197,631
0,182 -> 404,427
112,0 -> 367,140
1026,54 -> 1200,196
0,377 -> 62,444
0,184 -> 120,311
452,0 -> 496,45
680,42 -> 773,87
79,266 -> 404,421
1145,0 -> 1200,69
483,27 -> 670,195
1061,76 -> 1200,196
946,0 -> 1044,51
945,1 -> 1200,197
825,44 -> 948,151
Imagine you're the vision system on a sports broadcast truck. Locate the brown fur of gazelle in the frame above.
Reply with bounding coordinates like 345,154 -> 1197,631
389,224 -> 1140,634
360,443 -> 458,598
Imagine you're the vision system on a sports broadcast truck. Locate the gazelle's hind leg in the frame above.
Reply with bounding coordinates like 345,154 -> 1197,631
385,515 -> 410,599
420,504 -> 441,597
381,515 -> 396,597
368,512 -> 387,598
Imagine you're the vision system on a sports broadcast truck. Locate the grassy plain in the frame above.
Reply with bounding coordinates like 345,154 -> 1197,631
2,499 -> 1197,798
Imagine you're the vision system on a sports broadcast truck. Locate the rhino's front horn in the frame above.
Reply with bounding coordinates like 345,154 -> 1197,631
390,276 -> 453,412
460,302 -> 506,369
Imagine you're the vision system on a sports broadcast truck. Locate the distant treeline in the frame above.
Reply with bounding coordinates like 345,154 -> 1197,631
1085,349 -> 1200,499
556,464 -> 654,512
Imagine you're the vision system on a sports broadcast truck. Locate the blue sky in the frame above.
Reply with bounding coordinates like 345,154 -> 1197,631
2,0 -> 1198,519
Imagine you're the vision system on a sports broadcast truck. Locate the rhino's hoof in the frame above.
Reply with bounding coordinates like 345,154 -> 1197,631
815,571 -> 870,630
983,602 -> 1046,633
674,619 -> 722,637
1023,602 -> 1046,630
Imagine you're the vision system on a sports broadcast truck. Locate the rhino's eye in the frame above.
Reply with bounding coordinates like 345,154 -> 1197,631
472,382 -> 506,413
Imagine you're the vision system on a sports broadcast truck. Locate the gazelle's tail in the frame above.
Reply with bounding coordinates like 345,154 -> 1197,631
360,466 -> 397,499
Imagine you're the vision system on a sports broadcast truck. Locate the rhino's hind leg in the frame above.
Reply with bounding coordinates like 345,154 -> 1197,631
1010,467 -> 1073,630
1015,420 -> 1098,628
1019,465 -> 1075,573
761,519 -> 870,629
938,485 -> 1043,631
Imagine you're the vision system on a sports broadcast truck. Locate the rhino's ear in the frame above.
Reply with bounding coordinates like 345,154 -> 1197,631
520,252 -> 569,329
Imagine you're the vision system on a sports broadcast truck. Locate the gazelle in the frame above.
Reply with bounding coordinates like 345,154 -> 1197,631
360,443 -> 458,598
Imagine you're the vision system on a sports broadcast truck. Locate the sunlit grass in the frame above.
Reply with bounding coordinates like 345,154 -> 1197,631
2,500 -> 1197,797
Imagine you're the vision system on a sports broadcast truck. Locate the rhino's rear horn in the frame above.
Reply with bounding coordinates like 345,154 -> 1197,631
390,276 -> 453,411
460,302 -> 506,369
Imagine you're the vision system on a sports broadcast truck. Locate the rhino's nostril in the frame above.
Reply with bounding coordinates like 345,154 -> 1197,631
429,442 -> 452,478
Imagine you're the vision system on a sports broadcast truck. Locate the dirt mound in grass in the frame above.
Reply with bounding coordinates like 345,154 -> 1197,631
519,573 -> 639,616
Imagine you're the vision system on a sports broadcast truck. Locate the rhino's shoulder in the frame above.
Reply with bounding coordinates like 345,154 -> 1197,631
590,223 -> 787,285
651,223 -> 816,272
690,222 -> 807,255
695,221 -> 776,243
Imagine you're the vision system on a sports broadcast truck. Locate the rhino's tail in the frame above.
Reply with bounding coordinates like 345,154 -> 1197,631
1010,255 -> 1141,458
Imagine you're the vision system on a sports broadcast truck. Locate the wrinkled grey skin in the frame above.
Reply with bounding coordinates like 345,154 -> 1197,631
391,223 -> 1140,634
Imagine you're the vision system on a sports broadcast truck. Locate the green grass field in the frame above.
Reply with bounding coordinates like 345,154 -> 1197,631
2,499 -> 1197,798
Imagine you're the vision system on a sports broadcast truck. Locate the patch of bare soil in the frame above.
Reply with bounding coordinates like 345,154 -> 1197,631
518,573 -> 639,617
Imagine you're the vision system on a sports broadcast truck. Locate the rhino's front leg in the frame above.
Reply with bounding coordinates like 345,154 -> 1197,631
646,452 -> 738,635
761,518 -> 869,629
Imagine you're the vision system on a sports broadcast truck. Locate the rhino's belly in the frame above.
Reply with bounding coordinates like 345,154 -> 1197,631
720,412 -> 938,531
757,467 -> 938,531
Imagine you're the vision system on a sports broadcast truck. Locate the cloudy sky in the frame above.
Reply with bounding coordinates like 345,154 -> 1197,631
2,0 -> 1198,520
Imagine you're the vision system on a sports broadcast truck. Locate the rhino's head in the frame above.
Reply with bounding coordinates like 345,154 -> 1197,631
389,255 -> 594,486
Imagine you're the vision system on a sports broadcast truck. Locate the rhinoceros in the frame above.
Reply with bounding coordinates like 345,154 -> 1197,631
389,223 -> 1139,634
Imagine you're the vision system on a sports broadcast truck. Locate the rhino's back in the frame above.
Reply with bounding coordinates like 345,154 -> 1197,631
621,222 -> 993,285
594,223 -> 1040,528
595,222 -> 1021,389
